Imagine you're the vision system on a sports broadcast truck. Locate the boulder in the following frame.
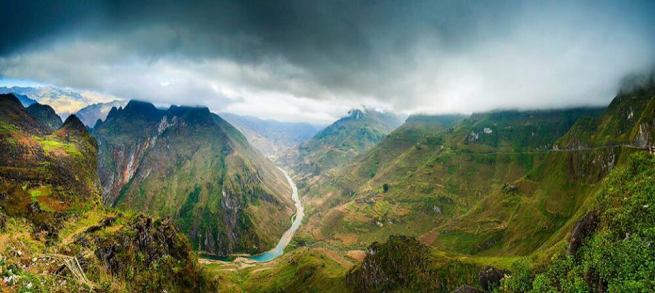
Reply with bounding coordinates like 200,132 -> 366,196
479,266 -> 509,292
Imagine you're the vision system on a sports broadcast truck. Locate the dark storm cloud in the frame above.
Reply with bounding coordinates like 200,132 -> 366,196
1,0 -> 654,122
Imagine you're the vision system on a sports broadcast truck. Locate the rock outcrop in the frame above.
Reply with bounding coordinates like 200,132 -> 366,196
568,211 -> 599,255
346,235 -> 437,292
78,214 -> 209,292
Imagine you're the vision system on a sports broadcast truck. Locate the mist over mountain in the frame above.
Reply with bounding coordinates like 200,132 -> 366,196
2,1 -> 654,122
279,109 -> 405,180
220,112 -> 324,159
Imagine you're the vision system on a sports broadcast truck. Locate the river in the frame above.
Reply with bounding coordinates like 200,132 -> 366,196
247,167 -> 304,262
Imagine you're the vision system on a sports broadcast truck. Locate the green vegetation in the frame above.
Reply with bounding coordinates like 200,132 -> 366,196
3,77 -> 655,292
93,101 -> 295,256
0,94 -> 212,292
35,136 -> 83,157
298,107 -> 601,252
201,247 -> 352,292
28,185 -> 51,199
346,235 -> 483,293
280,109 -> 404,179
500,152 -> 655,292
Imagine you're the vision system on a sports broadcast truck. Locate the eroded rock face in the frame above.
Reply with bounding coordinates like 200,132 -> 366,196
634,122 -> 653,148
91,215 -> 202,291
568,211 -> 599,255
478,266 -> 509,292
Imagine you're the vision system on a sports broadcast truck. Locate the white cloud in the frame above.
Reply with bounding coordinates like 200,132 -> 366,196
0,2 -> 653,122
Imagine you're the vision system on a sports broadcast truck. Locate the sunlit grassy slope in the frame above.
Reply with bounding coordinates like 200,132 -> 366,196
298,107 -> 604,251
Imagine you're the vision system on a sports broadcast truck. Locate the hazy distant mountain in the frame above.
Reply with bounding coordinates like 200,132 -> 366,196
93,100 -> 295,256
11,92 -> 37,107
279,108 -> 405,180
0,86 -> 117,118
220,112 -> 324,159
76,100 -> 128,127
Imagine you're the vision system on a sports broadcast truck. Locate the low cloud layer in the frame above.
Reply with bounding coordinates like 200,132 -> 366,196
1,0 -> 654,123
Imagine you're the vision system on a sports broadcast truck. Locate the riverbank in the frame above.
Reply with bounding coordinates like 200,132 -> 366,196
200,167 -> 304,264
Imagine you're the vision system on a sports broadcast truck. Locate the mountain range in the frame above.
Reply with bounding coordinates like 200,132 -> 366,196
0,86 -> 117,119
219,112 -> 324,159
0,72 -> 654,292
0,93 -> 212,291
278,109 -> 406,182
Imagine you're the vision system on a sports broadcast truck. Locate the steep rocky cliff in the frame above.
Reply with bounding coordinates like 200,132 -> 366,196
93,100 -> 295,256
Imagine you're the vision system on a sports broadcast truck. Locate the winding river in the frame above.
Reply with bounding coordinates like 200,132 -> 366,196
247,167 -> 304,262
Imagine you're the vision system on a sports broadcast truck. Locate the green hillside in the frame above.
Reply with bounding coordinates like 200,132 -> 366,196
279,109 -> 405,182
0,93 -> 210,292
297,107 -> 603,250
2,80 -> 653,292
93,100 -> 295,256
497,151 -> 655,292
0,94 -> 100,230
438,81 -> 655,257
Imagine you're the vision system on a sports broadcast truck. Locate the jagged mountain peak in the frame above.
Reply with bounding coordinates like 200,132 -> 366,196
61,114 -> 87,132
0,93 -> 23,107
167,105 -> 213,123
115,100 -> 163,120
0,93 -> 52,134
168,104 -> 211,114
347,108 -> 365,119
26,102 -> 62,131
279,108 -> 405,178
105,100 -> 216,124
